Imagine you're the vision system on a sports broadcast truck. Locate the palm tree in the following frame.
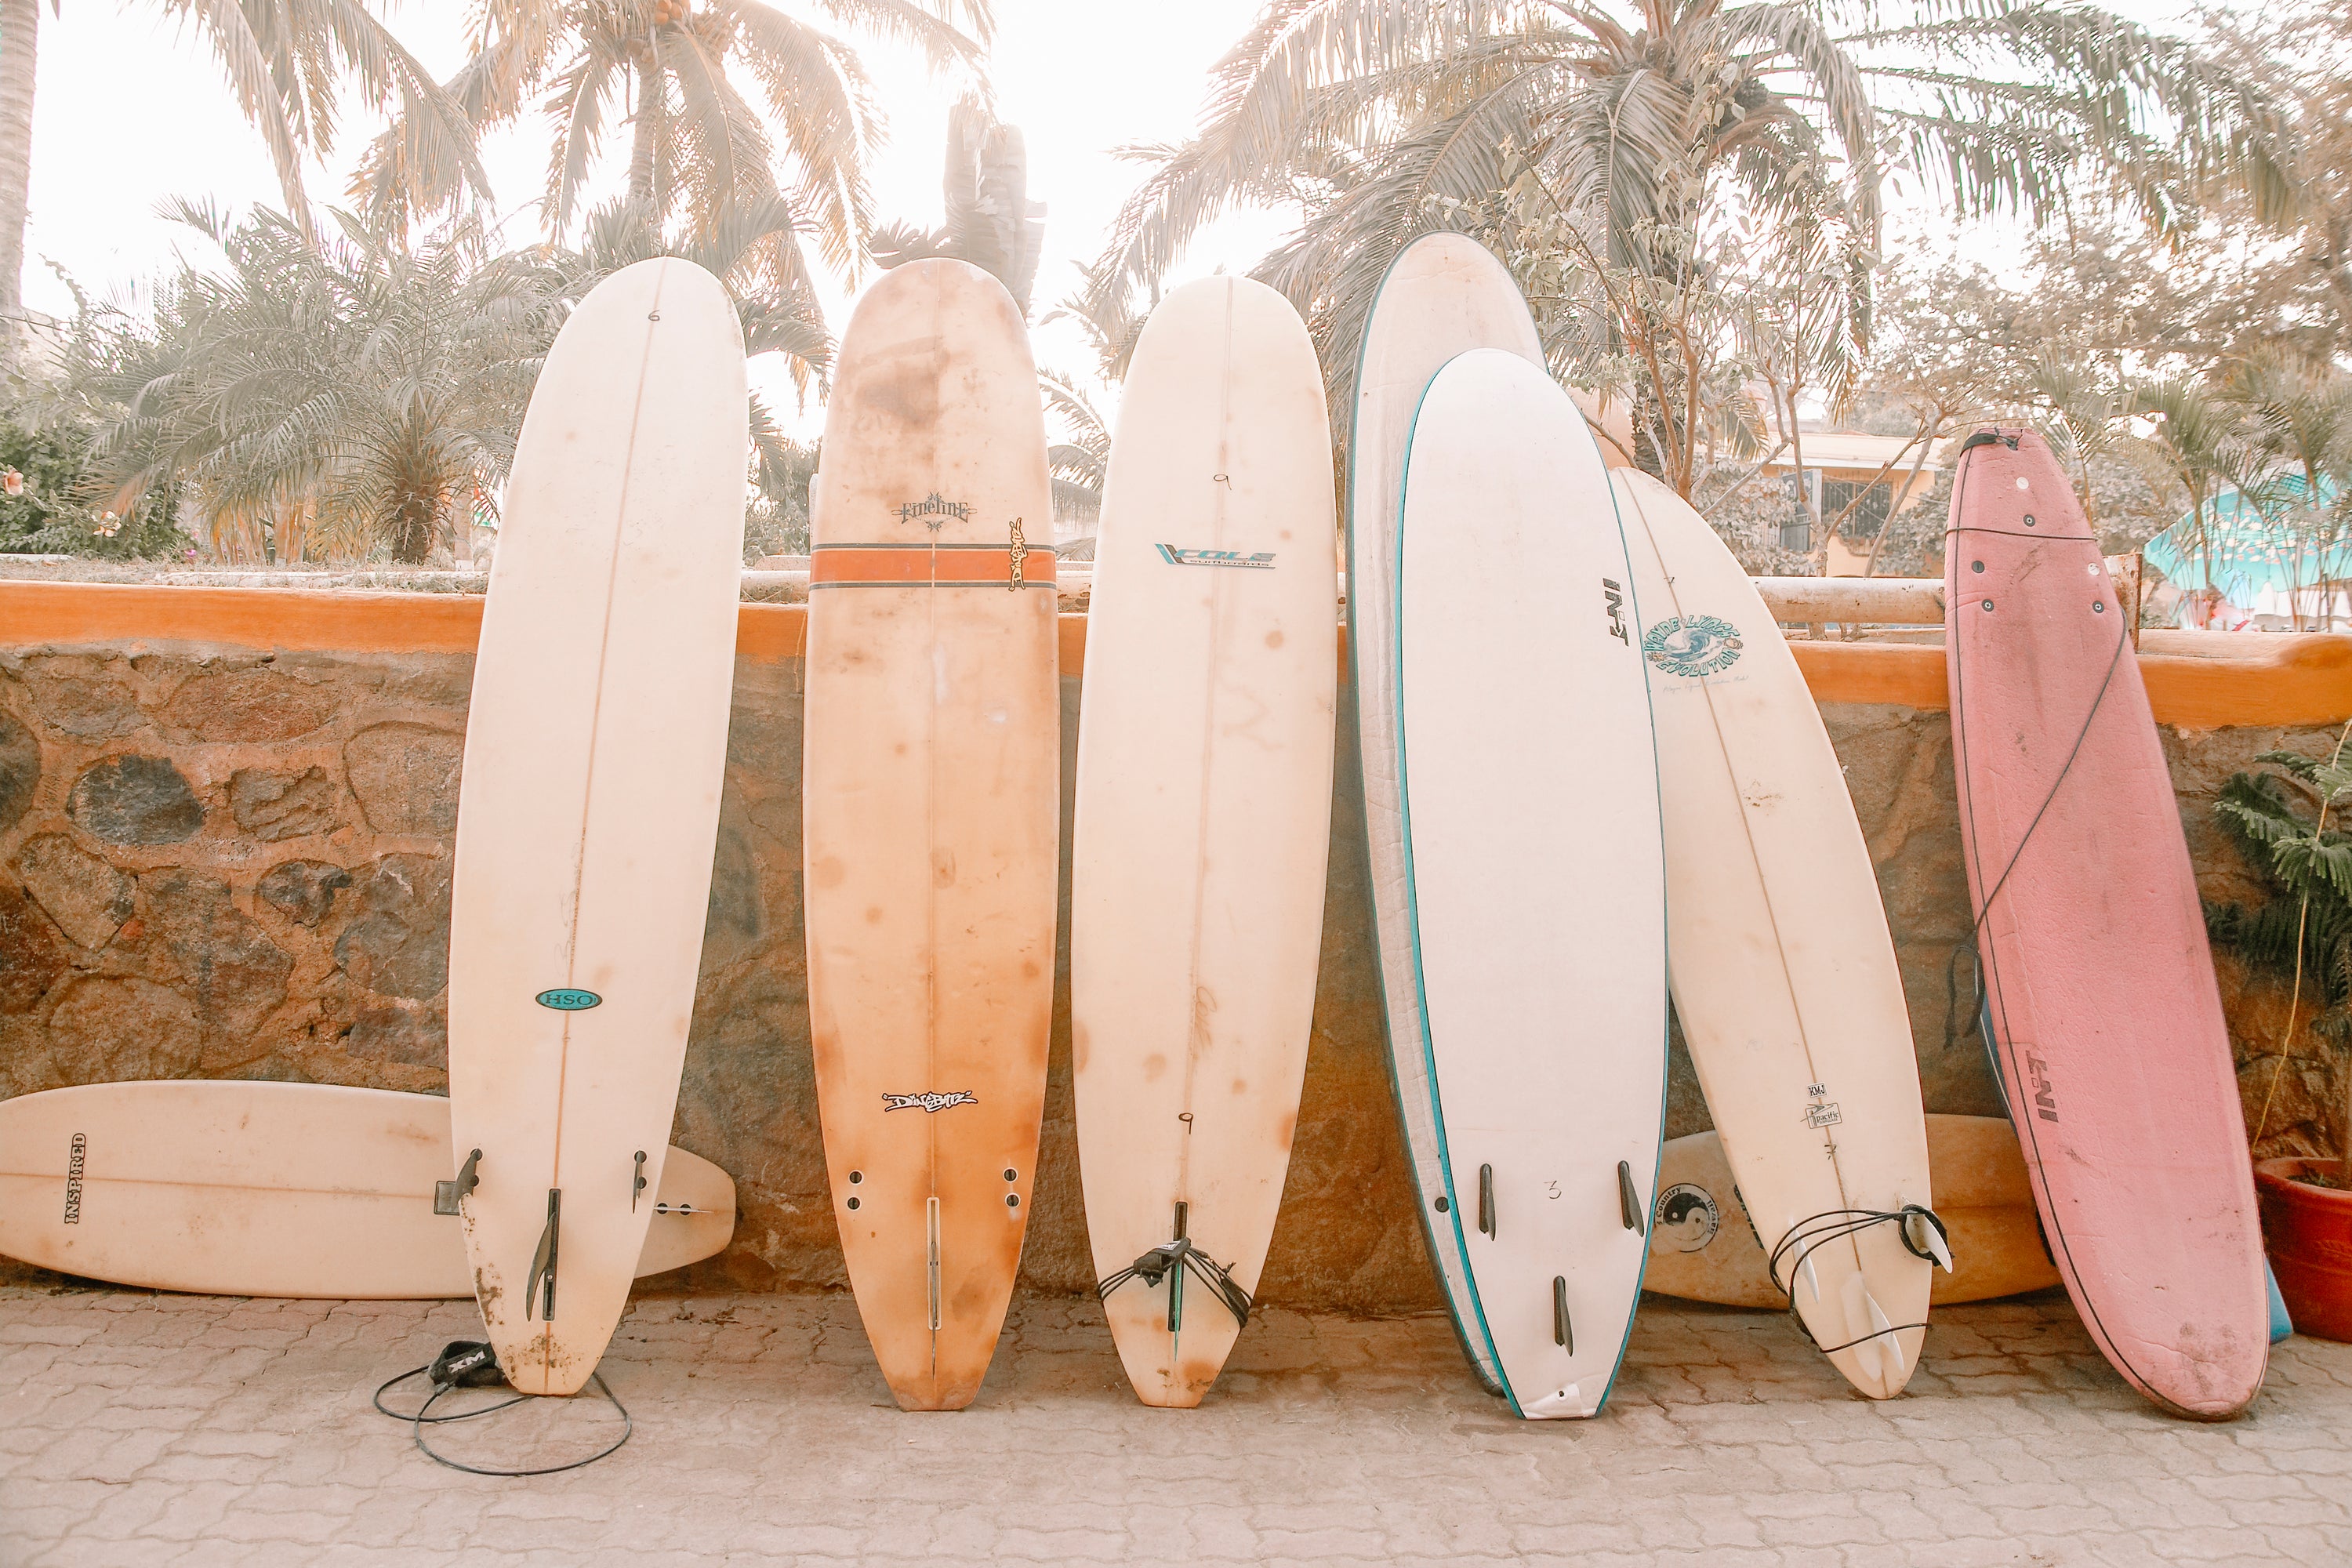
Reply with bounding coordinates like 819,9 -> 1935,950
358,0 -> 992,297
870,101 -> 1045,314
0,1 -> 488,347
1087,0 -> 2285,499
2133,374 -> 2258,612
82,202 -> 543,563
81,194 -> 826,564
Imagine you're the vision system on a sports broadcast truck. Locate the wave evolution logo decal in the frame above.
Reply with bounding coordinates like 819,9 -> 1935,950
535,989 -> 603,1011
1642,613 -> 1745,677
883,1091 -> 978,1113
1156,545 -> 1275,569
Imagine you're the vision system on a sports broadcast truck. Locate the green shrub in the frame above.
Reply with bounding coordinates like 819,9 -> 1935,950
0,410 -> 187,560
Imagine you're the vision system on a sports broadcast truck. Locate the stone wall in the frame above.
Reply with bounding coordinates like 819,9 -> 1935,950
0,622 -> 2343,1308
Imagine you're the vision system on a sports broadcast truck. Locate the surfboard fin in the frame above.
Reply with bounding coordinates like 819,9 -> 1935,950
526,1189 -> 561,1322
1869,1293 -> 1905,1379
434,1149 -> 482,1217
1617,1162 -> 1646,1234
1843,1273 -> 1881,1383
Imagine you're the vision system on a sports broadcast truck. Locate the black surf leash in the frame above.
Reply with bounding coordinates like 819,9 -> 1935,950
1098,1238 -> 1254,1329
1766,1206 -> 1952,1356
373,1340 -> 632,1476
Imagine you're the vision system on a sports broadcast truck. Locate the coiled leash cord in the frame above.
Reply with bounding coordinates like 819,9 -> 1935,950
1098,1238 -> 1253,1328
372,1340 -> 632,1476
1766,1207 -> 1952,1356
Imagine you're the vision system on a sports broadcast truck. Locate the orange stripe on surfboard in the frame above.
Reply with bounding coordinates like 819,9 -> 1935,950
810,543 -> 1058,588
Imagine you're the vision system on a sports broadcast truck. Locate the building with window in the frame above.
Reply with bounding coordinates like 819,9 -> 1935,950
1758,430 -> 1949,572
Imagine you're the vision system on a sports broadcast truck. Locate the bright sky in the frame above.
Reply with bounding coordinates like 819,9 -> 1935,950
19,0 -> 1290,436
20,0 -> 2205,435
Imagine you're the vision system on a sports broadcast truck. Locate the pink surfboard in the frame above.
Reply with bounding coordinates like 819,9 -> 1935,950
1945,427 -> 2267,1418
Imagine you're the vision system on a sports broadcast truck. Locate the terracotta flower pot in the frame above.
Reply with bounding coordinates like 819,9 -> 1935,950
2255,1158 -> 2352,1342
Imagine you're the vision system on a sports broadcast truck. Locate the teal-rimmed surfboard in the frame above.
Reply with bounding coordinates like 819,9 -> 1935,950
1348,233 -> 1549,1395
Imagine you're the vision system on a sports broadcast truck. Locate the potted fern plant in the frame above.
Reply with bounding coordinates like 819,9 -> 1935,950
2211,739 -> 2352,1341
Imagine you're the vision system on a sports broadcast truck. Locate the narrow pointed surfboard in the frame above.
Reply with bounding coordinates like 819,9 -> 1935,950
1072,277 -> 1338,1407
1616,470 -> 1936,1397
1644,1116 -> 2057,1310
1396,349 -> 1665,1418
1349,233 -> 1546,1394
804,259 -> 1058,1412
0,1082 -> 734,1298
448,258 -> 747,1396
1946,428 -> 2267,1418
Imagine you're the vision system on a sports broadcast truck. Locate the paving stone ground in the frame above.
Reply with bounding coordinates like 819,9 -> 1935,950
1,1285 -> 2346,1567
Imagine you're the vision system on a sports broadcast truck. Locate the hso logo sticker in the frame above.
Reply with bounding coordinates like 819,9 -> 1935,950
1654,1184 -> 1720,1252
1643,614 -> 1744,677
535,989 -> 602,1011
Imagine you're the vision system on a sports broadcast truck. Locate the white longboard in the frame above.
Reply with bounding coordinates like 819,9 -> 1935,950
448,258 -> 748,1396
1615,470 -> 1936,1397
0,1082 -> 733,1298
1072,277 -> 1338,1407
1348,233 -> 1546,1393
1397,350 -> 1666,1418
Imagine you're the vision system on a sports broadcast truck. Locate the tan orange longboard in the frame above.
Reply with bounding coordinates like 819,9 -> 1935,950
804,260 -> 1059,1411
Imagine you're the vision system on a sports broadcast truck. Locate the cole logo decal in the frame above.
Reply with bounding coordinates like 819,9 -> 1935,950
1643,613 -> 1744,677
898,492 -> 971,532
63,1133 -> 85,1225
1602,578 -> 1629,643
1655,1184 -> 1719,1253
882,1091 -> 979,1114
2025,1054 -> 2059,1122
1156,545 -> 1276,569
1802,1080 -> 1842,1131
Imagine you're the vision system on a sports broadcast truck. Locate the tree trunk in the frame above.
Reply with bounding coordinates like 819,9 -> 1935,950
0,0 -> 38,367
627,63 -> 662,211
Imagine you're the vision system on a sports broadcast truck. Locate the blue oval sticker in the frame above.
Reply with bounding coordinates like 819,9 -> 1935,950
535,989 -> 602,1011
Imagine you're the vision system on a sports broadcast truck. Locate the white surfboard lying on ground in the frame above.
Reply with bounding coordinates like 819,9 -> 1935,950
448,257 -> 748,1396
1349,233 -> 1547,1394
1616,470 -> 1936,1398
1396,349 -> 1666,1418
1072,275 -> 1338,1407
0,1081 -> 734,1298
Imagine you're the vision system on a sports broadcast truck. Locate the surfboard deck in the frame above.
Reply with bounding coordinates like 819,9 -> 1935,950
1646,1116 -> 2056,1309
448,257 -> 748,1396
1396,349 -> 1665,1419
1946,427 -> 2267,1419
1072,276 -> 1338,1408
1617,469 -> 1935,1397
1348,233 -> 1547,1396
804,258 -> 1058,1413
0,1081 -> 732,1298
